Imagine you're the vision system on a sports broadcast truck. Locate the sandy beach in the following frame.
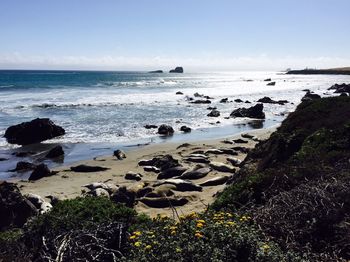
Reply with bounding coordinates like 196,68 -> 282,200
17,127 -> 276,218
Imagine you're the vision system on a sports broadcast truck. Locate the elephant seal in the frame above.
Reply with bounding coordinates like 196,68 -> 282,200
183,156 -> 210,164
209,162 -> 236,173
125,171 -> 143,181
91,188 -> 110,197
139,197 -> 188,208
145,184 -> 175,198
157,166 -> 187,179
70,165 -> 109,172
114,149 -> 126,160
226,157 -> 242,167
143,166 -> 160,173
200,176 -> 230,187
154,179 -> 202,192
178,166 -> 211,180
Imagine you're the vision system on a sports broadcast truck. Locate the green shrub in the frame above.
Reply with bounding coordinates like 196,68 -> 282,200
124,211 -> 306,262
27,196 -> 139,234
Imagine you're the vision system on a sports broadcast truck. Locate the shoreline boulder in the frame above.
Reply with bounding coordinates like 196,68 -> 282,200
158,124 -> 174,135
4,118 -> 65,145
230,104 -> 265,119
169,67 -> 184,73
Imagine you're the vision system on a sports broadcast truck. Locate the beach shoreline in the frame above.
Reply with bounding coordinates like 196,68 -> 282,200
16,126 -> 276,218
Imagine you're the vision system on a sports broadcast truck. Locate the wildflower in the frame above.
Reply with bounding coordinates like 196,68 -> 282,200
179,215 -> 186,220
169,226 -> 177,231
227,221 -> 236,226
196,222 -> 204,228
196,219 -> 205,224
261,244 -> 270,252
129,235 -> 136,240
194,232 -> 204,238
171,230 -> 176,235
134,242 -> 141,247
145,245 -> 152,250
176,247 -> 182,253
226,212 -> 233,217
133,231 -> 142,236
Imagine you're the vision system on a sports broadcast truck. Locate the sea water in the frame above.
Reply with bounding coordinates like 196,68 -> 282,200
0,70 -> 349,179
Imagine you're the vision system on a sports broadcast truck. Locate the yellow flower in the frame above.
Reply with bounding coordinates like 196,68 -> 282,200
160,214 -> 168,219
171,230 -> 176,235
194,232 -> 204,238
261,244 -> 270,252
196,222 -> 204,228
145,245 -> 152,250
133,231 -> 141,236
169,226 -> 177,231
129,235 -> 136,240
227,221 -> 236,226
196,219 -> 205,224
179,215 -> 186,220
176,247 -> 182,253
134,242 -> 141,247
226,212 -> 233,217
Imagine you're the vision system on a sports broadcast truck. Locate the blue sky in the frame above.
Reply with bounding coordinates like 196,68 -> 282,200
0,0 -> 349,71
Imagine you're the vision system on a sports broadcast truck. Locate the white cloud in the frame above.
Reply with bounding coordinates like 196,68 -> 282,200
0,52 -> 349,71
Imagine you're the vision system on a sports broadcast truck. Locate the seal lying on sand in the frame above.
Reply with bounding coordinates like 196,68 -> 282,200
178,166 -> 211,180
200,176 -> 231,186
154,179 -> 202,192
139,197 -> 188,208
157,166 -> 187,179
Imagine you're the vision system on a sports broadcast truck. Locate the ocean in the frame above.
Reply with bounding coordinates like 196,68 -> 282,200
0,70 -> 349,179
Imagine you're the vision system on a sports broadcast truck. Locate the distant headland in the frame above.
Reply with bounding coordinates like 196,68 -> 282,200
287,67 -> 350,75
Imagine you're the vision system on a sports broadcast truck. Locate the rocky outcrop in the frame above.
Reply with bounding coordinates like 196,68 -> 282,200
230,104 -> 265,119
266,82 -> 276,86
0,181 -> 37,230
169,67 -> 184,73
191,100 -> 211,104
301,91 -> 321,102
257,96 -> 288,105
9,161 -> 36,172
158,124 -> 174,135
328,83 -> 350,93
29,164 -> 56,181
207,109 -> 220,117
4,118 -> 65,145
45,145 -> 64,159
144,124 -> 158,129
148,70 -> 163,73
180,126 -> 191,133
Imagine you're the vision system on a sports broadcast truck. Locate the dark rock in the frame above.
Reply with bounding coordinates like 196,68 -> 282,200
267,81 -> 276,86
194,92 -> 202,97
45,145 -> 64,159
207,106 -> 217,110
234,99 -> 243,103
70,165 -> 109,173
149,70 -> 163,73
220,98 -> 228,103
301,91 -> 321,102
176,91 -> 184,95
328,83 -> 350,93
144,124 -> 158,129
9,161 -> 36,172
302,89 -> 310,92
340,92 -> 348,97
0,181 -> 38,230
0,158 -> 8,161
113,149 -> 126,160
169,67 -> 184,73
29,164 -> 55,181
191,100 -> 211,104
264,78 -> 272,82
257,96 -> 288,105
230,104 -> 265,119
180,126 -> 191,133
4,118 -> 65,145
158,124 -> 174,135
12,151 -> 35,157
207,109 -> 220,117
245,100 -> 251,103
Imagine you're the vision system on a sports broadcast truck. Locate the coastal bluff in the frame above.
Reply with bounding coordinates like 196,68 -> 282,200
287,67 -> 350,75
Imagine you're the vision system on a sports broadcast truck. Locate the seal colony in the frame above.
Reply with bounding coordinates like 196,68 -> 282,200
16,128 -> 274,218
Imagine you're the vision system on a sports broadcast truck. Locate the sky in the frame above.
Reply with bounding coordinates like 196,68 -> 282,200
0,0 -> 349,71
